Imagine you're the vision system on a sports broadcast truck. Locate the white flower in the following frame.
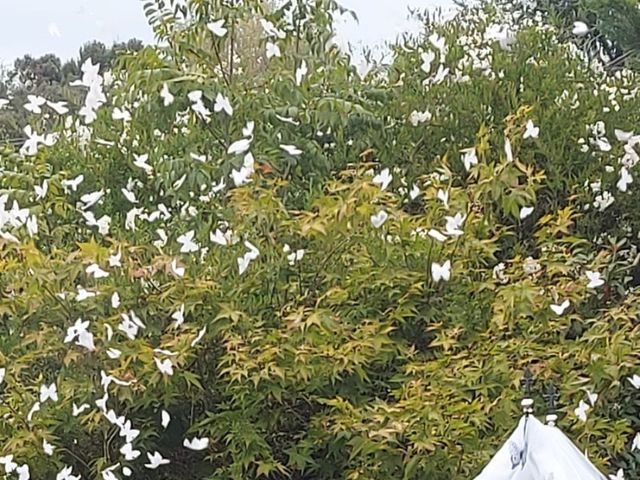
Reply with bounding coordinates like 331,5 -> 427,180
523,120 -> 539,139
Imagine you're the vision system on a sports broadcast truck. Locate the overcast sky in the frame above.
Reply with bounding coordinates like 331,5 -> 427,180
0,0 -> 454,66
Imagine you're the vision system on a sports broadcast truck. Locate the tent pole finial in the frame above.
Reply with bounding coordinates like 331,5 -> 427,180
520,366 -> 535,416
543,382 -> 560,426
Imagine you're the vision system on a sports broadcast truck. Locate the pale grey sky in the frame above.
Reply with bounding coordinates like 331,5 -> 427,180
0,0 -> 454,66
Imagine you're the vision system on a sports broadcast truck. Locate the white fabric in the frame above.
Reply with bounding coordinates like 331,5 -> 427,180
474,415 -> 606,480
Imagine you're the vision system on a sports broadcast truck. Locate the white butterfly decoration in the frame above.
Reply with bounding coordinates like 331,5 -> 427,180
86,263 -> 109,279
428,229 -> 447,242
586,390 -> 598,407
61,174 -> 84,193
280,144 -> 302,156
227,135 -> 254,158
586,270 -> 605,289
266,42 -> 281,59
145,451 -> 170,469
160,83 -> 174,106
210,228 -> 237,246
72,403 -> 90,417
109,251 -> 122,268
33,180 -> 48,201
191,326 -> 207,347
79,190 -> 104,210
120,442 -> 141,461
409,110 -> 431,126
609,468 -> 625,480
47,100 -> 69,115
183,437 -> 210,451
550,299 -> 570,316
112,107 -> 131,122
0,367 -> 5,385
27,402 -> 41,422
133,153 -> 153,175
231,152 -> 255,187
437,189 -> 449,209
260,18 -> 286,39
120,419 -> 140,443
283,244 -> 305,265
207,19 -> 227,37
370,210 -> 388,229
461,147 -> 478,171
420,51 -> 435,74
237,241 -> 260,275
110,292 -> 121,309
40,383 -> 58,403
628,374 -> 640,389
504,136 -> 514,163
24,95 -> 47,114
57,466 -> 81,480
106,348 -> 122,359
43,439 -> 55,456
519,206 -> 534,219
295,60 -> 308,85
572,21 -> 589,36
15,464 -> 29,480
214,93 -> 233,116
409,184 -> 421,200
119,311 -> 146,340
372,168 -> 393,191
161,410 -> 171,429
177,230 -> 200,253
617,167 -> 633,192
444,213 -> 465,236
155,358 -> 174,376
632,432 -> 640,451
574,399 -> 590,422
170,259 -> 185,277
523,120 -> 540,139
75,286 -> 97,302
615,129 -> 634,142
172,304 -> 185,327
431,260 -> 451,282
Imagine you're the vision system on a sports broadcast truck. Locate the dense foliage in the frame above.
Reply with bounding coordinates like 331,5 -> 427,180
1,0 -> 640,479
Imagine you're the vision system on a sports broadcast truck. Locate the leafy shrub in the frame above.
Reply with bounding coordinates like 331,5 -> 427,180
1,0 -> 640,479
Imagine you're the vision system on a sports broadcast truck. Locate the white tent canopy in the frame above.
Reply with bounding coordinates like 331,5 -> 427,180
474,414 -> 607,480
